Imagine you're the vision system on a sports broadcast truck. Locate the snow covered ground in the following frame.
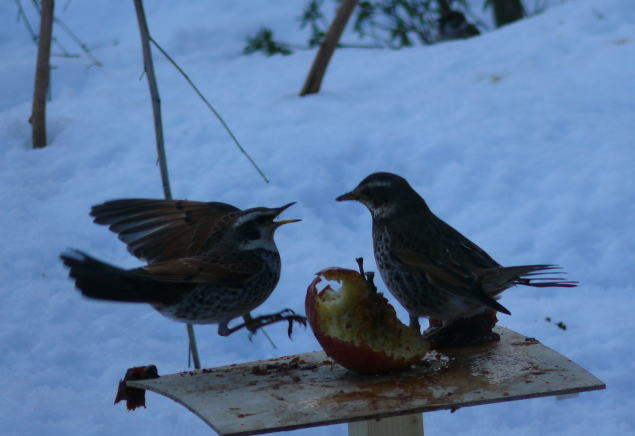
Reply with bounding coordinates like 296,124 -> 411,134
1,0 -> 634,435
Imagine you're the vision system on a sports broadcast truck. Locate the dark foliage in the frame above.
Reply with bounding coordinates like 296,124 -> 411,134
244,0 -> 482,56
545,316 -> 568,331
243,27 -> 292,56
484,0 -> 525,27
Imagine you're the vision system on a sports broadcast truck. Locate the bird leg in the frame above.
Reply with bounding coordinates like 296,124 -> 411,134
421,317 -> 442,335
242,313 -> 278,348
242,313 -> 259,333
409,314 -> 422,332
218,309 -> 307,338
424,310 -> 500,349
247,309 -> 307,338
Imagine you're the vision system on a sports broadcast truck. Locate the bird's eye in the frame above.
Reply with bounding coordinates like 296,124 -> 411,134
239,222 -> 261,240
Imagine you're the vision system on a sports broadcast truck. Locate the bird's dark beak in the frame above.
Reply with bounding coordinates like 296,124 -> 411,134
274,202 -> 301,227
336,191 -> 358,202
276,202 -> 296,212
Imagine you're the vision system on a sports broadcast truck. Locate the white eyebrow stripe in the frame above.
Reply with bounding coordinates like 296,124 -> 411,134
233,211 -> 259,227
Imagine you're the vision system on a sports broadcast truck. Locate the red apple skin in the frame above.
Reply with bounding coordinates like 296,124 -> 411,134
305,268 -> 425,374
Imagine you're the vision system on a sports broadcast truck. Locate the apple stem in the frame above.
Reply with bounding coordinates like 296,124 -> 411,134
355,257 -> 365,276
356,257 -> 379,294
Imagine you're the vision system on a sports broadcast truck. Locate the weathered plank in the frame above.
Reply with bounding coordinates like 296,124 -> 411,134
128,328 -> 604,435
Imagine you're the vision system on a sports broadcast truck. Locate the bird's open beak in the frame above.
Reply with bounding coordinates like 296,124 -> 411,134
274,202 -> 301,227
336,191 -> 358,202
274,218 -> 301,227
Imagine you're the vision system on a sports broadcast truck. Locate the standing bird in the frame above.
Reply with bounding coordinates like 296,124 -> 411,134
336,172 -> 576,338
60,199 -> 305,337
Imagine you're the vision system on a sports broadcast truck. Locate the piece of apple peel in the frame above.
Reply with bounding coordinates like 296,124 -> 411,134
306,267 -> 429,374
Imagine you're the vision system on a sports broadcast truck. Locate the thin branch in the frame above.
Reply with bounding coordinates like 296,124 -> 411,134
14,0 -> 38,42
337,42 -> 384,49
149,37 -> 269,184
53,16 -> 102,67
286,41 -> 384,50
51,52 -> 80,58
133,0 -> 171,199
27,0 -> 101,66
50,35 -> 74,57
133,0 -> 201,370
186,324 -> 201,369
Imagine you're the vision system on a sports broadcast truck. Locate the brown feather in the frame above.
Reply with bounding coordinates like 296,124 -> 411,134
139,251 -> 264,286
91,199 -> 240,262
393,247 -> 511,314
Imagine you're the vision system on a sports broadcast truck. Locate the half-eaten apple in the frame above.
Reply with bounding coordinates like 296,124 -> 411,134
306,264 -> 429,374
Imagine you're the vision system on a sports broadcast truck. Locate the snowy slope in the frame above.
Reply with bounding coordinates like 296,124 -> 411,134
1,0 -> 634,435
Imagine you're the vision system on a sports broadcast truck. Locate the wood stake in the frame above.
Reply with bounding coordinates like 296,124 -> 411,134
348,414 -> 424,436
31,0 -> 54,149
299,0 -> 359,96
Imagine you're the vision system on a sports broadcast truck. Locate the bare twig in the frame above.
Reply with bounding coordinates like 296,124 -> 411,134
261,328 -> 277,349
29,0 -> 68,55
133,0 -> 201,370
133,0 -> 171,199
31,0 -> 53,149
15,0 -> 38,42
26,0 -> 101,66
53,17 -> 102,67
51,52 -> 80,58
285,41 -> 384,50
49,35 -> 73,57
149,38 -> 269,184
186,324 -> 200,369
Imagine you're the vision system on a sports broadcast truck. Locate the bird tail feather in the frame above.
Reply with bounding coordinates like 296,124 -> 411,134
482,264 -> 577,294
60,249 -> 180,304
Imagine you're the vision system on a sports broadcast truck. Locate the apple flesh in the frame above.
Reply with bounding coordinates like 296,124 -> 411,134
306,267 -> 429,374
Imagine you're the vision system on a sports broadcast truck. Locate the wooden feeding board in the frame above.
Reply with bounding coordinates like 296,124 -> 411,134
128,328 -> 604,435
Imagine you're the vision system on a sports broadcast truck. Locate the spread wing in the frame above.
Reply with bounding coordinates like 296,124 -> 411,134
91,199 -> 241,262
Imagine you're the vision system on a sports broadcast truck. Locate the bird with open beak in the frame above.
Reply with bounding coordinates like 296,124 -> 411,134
61,200 -> 305,337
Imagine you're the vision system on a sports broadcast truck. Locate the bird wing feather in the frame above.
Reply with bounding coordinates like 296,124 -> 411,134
138,251 -> 264,286
91,199 -> 240,262
392,247 -> 511,315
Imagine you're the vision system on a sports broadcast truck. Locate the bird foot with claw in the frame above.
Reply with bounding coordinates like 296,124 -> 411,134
245,309 -> 307,339
425,310 -> 500,349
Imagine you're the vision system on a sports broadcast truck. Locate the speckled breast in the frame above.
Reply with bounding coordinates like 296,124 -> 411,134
158,249 -> 281,324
